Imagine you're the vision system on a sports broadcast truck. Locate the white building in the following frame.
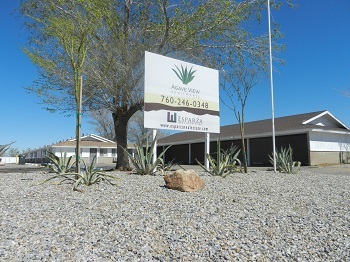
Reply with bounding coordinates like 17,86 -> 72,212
25,134 -> 119,164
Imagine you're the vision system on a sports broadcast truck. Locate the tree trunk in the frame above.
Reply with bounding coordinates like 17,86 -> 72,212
240,136 -> 248,173
113,112 -> 130,170
112,102 -> 142,170
75,75 -> 82,174
239,122 -> 248,174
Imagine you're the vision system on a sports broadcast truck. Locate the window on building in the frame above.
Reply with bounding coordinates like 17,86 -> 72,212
100,148 -> 108,157
112,149 -> 117,157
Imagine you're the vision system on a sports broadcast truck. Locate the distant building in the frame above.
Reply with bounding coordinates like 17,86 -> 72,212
25,134 -> 120,164
157,110 -> 350,166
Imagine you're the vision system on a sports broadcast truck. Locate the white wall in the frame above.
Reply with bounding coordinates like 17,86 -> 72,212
0,157 -> 17,163
309,131 -> 350,152
52,147 -> 117,158
52,147 -> 75,157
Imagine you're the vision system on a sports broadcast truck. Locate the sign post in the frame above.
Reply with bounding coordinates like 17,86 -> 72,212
152,129 -> 157,164
205,132 -> 210,169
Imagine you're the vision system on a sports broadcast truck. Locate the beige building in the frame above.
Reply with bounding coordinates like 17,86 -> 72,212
157,110 -> 350,166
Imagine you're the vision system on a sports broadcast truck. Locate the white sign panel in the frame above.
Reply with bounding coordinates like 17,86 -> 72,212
144,51 -> 220,133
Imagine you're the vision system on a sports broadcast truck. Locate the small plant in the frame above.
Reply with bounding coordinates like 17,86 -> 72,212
41,156 -> 118,191
197,140 -> 241,177
172,64 -> 196,85
46,151 -> 75,174
269,145 -> 301,174
122,135 -> 171,175
157,158 -> 176,175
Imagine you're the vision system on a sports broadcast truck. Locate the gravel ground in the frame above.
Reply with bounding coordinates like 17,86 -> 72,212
0,169 -> 349,261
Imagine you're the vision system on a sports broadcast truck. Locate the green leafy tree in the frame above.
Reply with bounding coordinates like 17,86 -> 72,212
20,0 -> 105,173
21,0 -> 287,169
84,0 -> 285,169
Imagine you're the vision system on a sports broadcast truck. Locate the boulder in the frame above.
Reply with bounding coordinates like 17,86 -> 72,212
164,169 -> 205,192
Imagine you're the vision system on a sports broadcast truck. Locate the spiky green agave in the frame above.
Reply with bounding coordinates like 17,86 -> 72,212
122,135 -> 171,175
0,142 -> 15,157
197,139 -> 241,177
46,151 -> 75,174
41,155 -> 118,191
269,145 -> 301,174
172,64 -> 196,85
72,156 -> 118,190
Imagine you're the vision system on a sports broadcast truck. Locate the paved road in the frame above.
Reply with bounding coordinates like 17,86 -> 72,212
1,163 -> 349,175
0,163 -> 49,173
0,163 -> 115,173
302,165 -> 350,175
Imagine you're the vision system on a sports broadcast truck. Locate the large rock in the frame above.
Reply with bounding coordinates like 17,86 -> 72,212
164,169 -> 205,192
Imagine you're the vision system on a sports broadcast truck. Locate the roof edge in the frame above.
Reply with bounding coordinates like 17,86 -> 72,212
302,110 -> 349,130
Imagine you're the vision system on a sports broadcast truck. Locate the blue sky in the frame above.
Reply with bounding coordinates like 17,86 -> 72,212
1,0 -> 350,152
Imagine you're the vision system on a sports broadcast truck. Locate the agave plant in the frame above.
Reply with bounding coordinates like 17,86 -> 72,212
172,64 -> 196,85
0,142 -> 15,157
269,145 -> 301,174
46,151 -> 75,174
122,135 -> 171,175
197,140 -> 241,177
41,156 -> 118,191
72,156 -> 118,190
157,158 -> 176,175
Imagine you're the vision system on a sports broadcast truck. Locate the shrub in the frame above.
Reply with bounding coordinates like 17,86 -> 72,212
197,139 -> 241,177
122,135 -> 171,175
269,145 -> 301,174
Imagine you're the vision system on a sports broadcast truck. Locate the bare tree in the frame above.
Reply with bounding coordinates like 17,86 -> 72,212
222,58 -> 260,173
6,148 -> 21,157
127,111 -> 169,144
88,109 -> 169,144
88,109 -> 115,141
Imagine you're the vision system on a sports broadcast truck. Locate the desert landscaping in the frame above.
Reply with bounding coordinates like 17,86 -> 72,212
0,164 -> 349,261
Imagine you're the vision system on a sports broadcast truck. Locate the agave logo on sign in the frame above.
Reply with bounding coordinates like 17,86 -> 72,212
144,51 -> 220,133
172,64 -> 196,85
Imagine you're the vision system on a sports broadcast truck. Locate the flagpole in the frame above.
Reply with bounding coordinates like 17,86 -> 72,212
268,0 -> 277,173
